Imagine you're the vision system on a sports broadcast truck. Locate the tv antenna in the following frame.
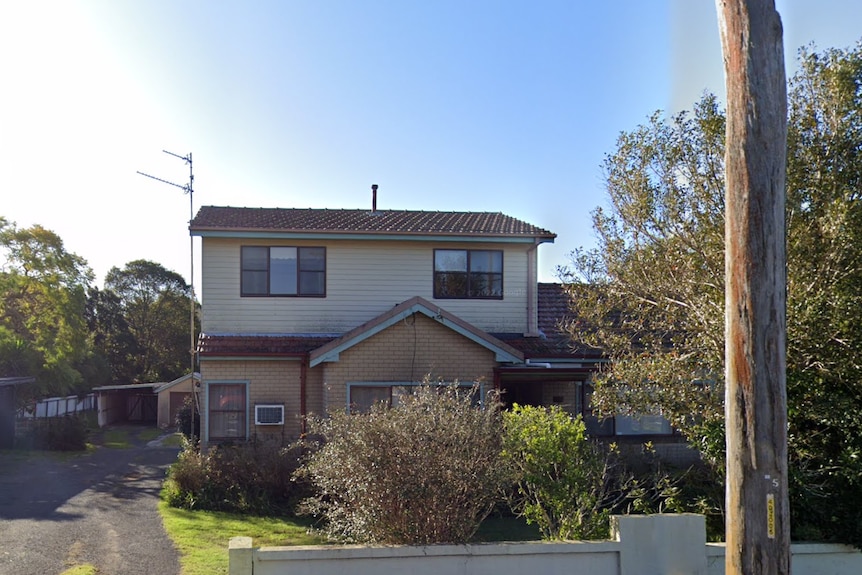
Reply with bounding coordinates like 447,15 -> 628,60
138,150 -> 198,441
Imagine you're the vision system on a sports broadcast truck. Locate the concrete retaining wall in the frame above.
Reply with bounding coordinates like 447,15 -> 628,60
229,514 -> 862,575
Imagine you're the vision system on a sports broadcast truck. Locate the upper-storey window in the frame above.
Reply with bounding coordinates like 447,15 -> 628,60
433,249 -> 503,299
241,246 -> 326,297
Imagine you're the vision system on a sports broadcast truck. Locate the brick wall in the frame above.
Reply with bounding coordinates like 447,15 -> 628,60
201,359 -> 304,442
322,313 -> 498,412
540,380 -> 581,415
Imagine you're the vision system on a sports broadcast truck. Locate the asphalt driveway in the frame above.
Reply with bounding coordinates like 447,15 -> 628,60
0,426 -> 181,575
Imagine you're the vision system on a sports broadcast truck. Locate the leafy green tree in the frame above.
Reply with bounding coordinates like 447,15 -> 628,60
560,95 -> 727,466
783,42 -> 862,545
561,41 -> 862,546
104,259 -> 197,382
300,383 -> 510,544
0,218 -> 93,396
84,286 -> 140,384
502,404 -> 619,540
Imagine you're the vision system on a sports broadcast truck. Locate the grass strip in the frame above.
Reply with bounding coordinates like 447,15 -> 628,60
159,501 -> 327,575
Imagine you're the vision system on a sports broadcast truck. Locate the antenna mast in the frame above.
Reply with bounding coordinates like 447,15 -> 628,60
138,151 -> 198,442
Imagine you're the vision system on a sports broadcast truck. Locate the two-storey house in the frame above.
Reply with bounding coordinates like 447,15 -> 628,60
189,201 -> 674,450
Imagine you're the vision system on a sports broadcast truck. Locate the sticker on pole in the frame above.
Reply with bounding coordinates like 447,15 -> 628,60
767,493 -> 776,539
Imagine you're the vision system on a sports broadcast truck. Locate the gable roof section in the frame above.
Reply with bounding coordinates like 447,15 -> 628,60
154,372 -> 201,394
309,296 -> 524,367
190,206 -> 556,243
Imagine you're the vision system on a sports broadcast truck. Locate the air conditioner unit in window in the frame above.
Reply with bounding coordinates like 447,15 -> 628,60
254,404 -> 285,425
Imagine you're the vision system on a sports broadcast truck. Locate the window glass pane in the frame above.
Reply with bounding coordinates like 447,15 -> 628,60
435,250 -> 467,272
469,273 -> 502,297
242,246 -> 268,271
470,250 -> 502,272
299,271 -> 325,295
614,414 -> 672,435
350,386 -> 391,413
209,383 -> 246,439
270,247 -> 298,295
435,271 -> 468,297
300,247 -> 326,271
242,271 -> 267,295
585,416 -> 615,436
211,412 -> 246,438
210,384 -> 245,410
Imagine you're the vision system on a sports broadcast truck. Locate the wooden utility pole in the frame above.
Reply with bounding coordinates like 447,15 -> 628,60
715,1 -> 789,573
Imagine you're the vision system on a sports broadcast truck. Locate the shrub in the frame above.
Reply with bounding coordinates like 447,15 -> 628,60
618,444 -> 725,541
163,437 -> 313,515
299,382 -> 511,544
502,404 -> 619,540
23,414 -> 89,451
175,396 -> 200,440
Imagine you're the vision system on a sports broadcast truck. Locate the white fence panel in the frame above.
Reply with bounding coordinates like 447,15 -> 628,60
23,393 -> 95,418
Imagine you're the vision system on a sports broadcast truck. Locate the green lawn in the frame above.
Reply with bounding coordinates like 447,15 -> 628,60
159,503 -> 539,574
159,502 -> 328,575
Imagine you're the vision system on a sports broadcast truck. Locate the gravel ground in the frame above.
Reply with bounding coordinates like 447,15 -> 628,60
0,426 -> 181,575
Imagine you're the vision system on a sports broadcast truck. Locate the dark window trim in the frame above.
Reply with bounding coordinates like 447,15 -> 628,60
241,246 -> 327,298
432,248 -> 504,300
347,381 -> 485,414
207,381 -> 248,443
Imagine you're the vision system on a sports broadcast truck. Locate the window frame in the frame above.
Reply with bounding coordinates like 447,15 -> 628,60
240,246 -> 326,297
433,249 -> 503,300
579,381 -> 673,437
347,381 -> 485,414
206,381 -> 249,443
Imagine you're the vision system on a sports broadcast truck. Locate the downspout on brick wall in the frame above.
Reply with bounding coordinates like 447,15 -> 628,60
300,356 -> 308,435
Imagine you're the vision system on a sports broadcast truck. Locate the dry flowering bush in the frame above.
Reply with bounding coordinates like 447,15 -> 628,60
299,380 -> 511,544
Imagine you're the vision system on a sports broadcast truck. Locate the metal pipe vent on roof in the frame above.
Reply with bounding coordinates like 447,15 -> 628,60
371,184 -> 378,212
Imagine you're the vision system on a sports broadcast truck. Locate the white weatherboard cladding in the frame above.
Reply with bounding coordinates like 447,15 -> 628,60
200,237 -> 531,334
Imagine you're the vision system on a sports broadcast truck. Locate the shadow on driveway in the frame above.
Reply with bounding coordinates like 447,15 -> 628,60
0,425 -> 182,575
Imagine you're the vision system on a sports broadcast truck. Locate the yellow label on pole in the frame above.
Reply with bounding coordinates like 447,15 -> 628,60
767,493 -> 776,539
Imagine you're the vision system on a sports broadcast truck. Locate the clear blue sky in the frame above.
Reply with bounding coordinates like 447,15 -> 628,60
2,1 -> 861,294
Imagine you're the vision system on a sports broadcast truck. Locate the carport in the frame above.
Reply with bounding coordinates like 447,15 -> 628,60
93,383 -> 160,427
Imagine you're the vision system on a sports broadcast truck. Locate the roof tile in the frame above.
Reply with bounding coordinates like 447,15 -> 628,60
190,206 -> 555,239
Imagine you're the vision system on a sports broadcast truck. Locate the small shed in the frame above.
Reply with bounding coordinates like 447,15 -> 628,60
0,377 -> 35,449
155,372 -> 200,429
93,383 -> 160,427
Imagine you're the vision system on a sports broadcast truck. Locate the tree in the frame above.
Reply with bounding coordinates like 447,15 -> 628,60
103,260 -> 197,382
0,218 -> 94,396
85,286 -> 140,384
783,41 -> 862,546
561,40 -> 862,547
560,95 -> 728,464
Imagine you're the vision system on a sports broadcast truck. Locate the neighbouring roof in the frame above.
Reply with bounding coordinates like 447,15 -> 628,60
189,206 -> 556,241
496,283 -> 604,360
0,376 -> 35,388
154,372 -> 201,394
92,383 -> 162,392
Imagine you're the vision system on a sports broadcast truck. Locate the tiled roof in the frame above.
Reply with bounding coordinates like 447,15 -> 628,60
190,206 -> 555,239
497,283 -> 604,359
198,334 -> 338,357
